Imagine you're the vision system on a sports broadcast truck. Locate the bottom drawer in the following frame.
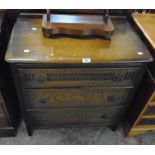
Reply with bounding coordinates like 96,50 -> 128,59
27,106 -> 124,128
0,115 -> 9,127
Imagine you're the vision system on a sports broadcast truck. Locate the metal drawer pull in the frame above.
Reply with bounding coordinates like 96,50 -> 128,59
101,114 -> 107,119
39,98 -> 47,104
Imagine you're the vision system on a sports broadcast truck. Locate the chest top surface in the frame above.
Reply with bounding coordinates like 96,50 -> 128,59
132,13 -> 155,51
5,14 -> 152,64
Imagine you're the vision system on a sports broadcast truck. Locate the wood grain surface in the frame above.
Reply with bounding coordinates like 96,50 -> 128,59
5,14 -> 152,64
42,14 -> 114,38
22,87 -> 132,109
7,14 -> 152,135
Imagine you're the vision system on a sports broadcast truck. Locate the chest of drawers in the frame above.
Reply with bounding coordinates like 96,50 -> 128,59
0,11 -> 20,137
5,14 -> 152,136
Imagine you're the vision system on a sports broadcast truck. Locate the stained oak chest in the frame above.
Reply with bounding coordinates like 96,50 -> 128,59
5,14 -> 152,136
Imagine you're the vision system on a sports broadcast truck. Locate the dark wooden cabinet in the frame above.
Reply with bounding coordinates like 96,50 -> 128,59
5,13 -> 152,136
0,11 -> 20,137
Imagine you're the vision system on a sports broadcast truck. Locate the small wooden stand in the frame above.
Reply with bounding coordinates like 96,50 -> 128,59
42,10 -> 114,39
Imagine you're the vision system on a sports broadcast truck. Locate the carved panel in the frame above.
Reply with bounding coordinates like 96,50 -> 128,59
18,68 -> 140,88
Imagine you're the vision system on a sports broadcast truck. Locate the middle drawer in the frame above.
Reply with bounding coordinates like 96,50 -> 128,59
22,87 -> 132,109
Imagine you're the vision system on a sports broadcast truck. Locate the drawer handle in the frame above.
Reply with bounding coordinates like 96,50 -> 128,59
39,98 -> 47,104
107,95 -> 115,102
100,114 -> 107,119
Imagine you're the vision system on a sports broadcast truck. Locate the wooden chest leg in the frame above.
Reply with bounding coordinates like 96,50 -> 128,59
26,125 -> 33,136
111,124 -> 119,131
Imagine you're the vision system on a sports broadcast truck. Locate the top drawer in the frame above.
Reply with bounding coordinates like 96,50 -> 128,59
18,67 -> 141,88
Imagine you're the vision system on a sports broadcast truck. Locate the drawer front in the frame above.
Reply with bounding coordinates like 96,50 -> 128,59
0,92 -> 5,114
23,87 -> 132,109
18,68 -> 141,88
0,114 -> 8,127
27,106 -> 124,127
138,118 -> 155,126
